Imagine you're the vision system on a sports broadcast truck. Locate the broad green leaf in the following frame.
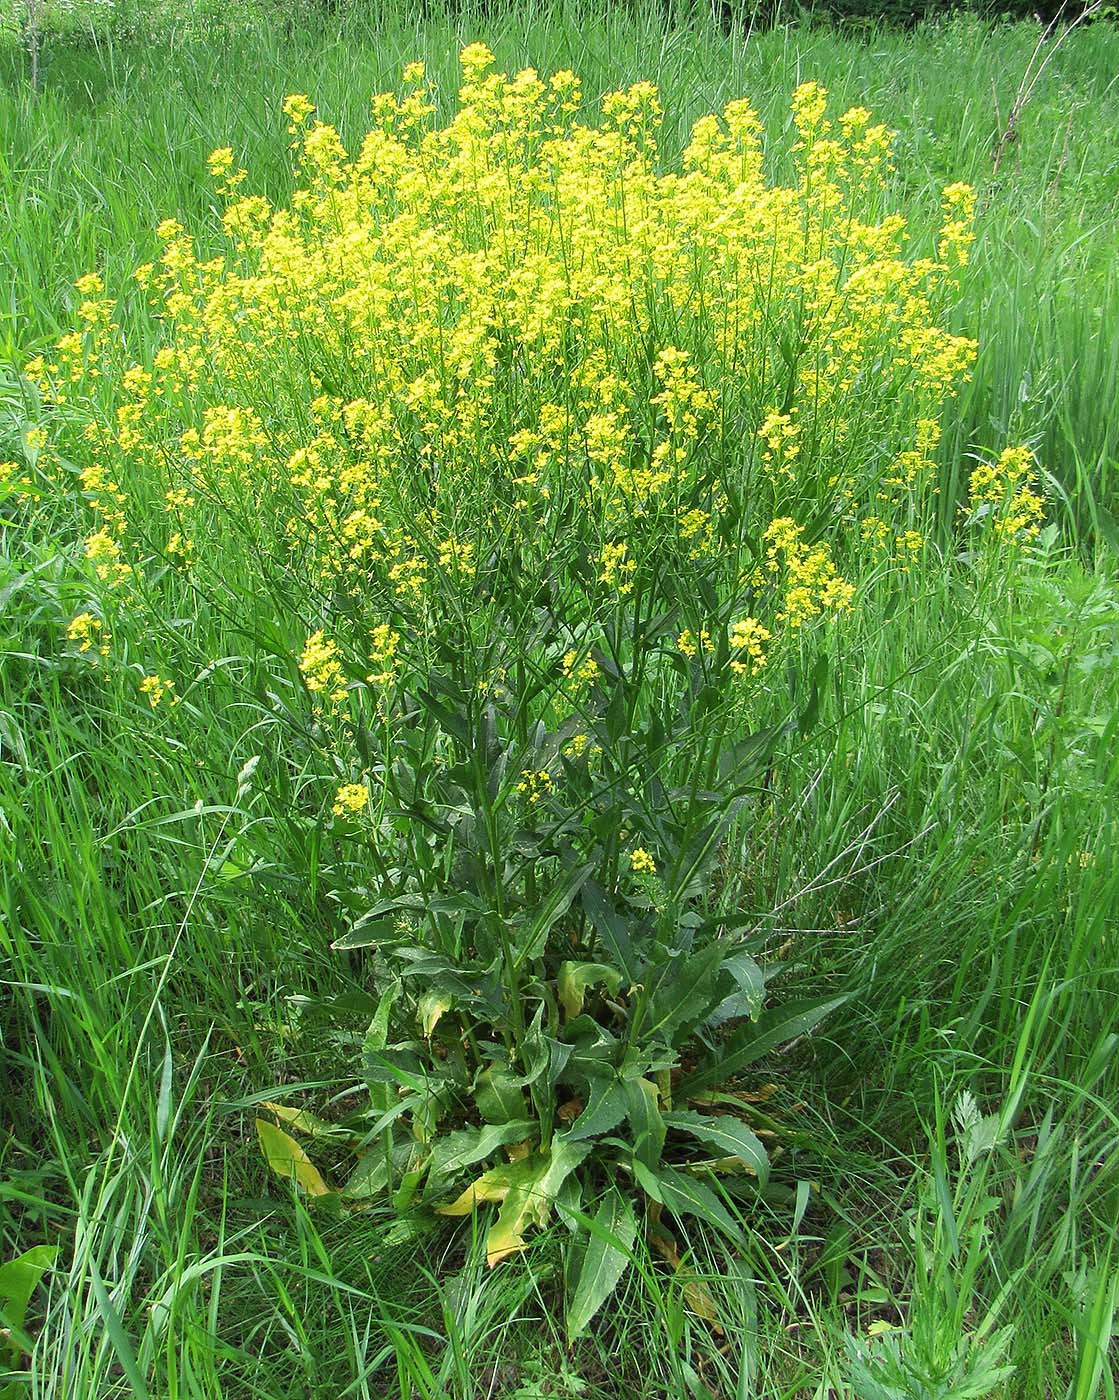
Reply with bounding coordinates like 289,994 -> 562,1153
558,961 -> 622,1021
256,1119 -> 332,1197
631,1157 -> 664,1202
623,1076 -> 666,1170
580,881 -> 638,980
363,981 -> 400,1115
643,944 -> 724,1041
566,1077 -> 628,1142
333,900 -> 425,950
655,1165 -> 745,1243
566,1188 -> 637,1342
663,1110 -> 769,1186
0,1245 -> 56,1345
426,1120 -> 536,1190
563,1014 -> 621,1075
392,1160 -> 427,1212
706,951 -> 765,1027
343,1139 -> 416,1201
668,805 -> 744,902
474,1066 -> 526,1125
522,1006 -> 574,1088
485,1139 -> 591,1266
515,862 -> 596,964
679,994 -> 848,1095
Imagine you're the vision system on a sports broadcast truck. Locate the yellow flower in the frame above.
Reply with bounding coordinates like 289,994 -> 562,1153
299,631 -> 346,702
66,612 -> 110,655
729,618 -> 772,676
207,147 -> 235,178
332,783 -> 368,817
677,628 -> 711,659
967,446 -> 1045,541
139,674 -> 176,708
630,847 -> 657,875
562,650 -> 600,691
516,769 -> 554,805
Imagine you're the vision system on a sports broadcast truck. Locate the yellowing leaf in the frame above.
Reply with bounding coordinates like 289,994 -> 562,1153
486,1138 -> 591,1267
261,1101 -> 337,1139
558,961 -> 622,1020
417,991 -> 453,1037
435,1160 -> 532,1217
649,1225 -> 722,1332
257,1118 -> 332,1196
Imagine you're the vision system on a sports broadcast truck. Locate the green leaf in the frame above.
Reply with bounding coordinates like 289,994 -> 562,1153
515,861 -> 596,964
623,1076 -> 666,1170
363,981 -> 400,1115
474,1066 -> 527,1125
0,1245 -> 56,1348
566,1077 -> 628,1142
566,1188 -> 637,1342
426,1120 -> 536,1190
558,961 -> 622,1020
563,1014 -> 621,1074
797,653 -> 829,734
343,1139 -> 416,1201
655,1165 -> 745,1243
333,898 -> 425,951
643,944 -> 724,1041
668,804 -> 744,902
581,881 -> 638,980
706,950 -> 765,1027
679,994 -> 848,1095
257,1119 -> 332,1197
662,1109 -> 769,1186
522,1014 -> 574,1089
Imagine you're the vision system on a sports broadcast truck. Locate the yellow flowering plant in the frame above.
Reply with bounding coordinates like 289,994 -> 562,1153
32,48 -> 1016,1329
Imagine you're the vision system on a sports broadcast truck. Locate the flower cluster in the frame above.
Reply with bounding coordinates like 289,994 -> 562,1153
968,446 -> 1045,540
31,51 -> 1016,792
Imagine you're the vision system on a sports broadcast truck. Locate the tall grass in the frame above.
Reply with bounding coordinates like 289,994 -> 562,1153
2,6 -> 1117,1398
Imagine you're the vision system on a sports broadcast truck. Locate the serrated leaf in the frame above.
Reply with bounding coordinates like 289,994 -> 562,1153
558,961 -> 622,1020
566,1188 -> 637,1341
516,862 -> 596,962
474,1066 -> 526,1125
581,881 -> 638,980
655,1164 -> 744,1243
566,1077 -> 628,1142
343,1138 -> 416,1201
485,1138 -> 591,1266
426,1120 -> 537,1189
706,950 -> 765,1027
256,1119 -> 332,1196
363,981 -> 400,1116
436,1159 -> 536,1217
679,994 -> 848,1095
624,1076 -> 666,1170
643,944 -> 724,1041
663,1109 -> 769,1186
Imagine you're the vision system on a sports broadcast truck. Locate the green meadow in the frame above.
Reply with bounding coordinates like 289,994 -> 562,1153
1,5 -> 1117,1397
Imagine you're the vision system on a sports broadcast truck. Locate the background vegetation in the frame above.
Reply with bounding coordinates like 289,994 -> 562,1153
2,4 -> 1117,1398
